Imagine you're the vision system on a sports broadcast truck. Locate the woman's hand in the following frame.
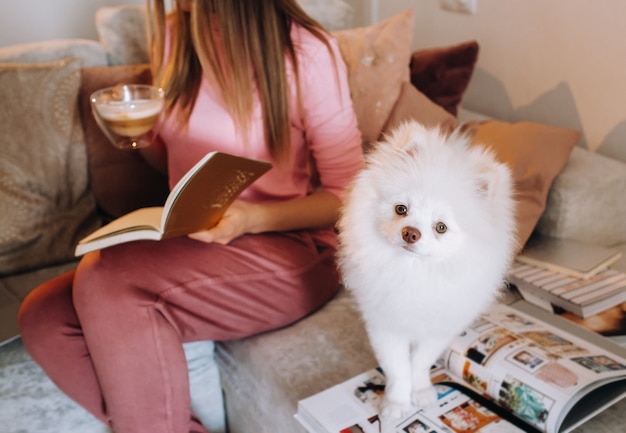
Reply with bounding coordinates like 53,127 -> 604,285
188,200 -> 256,245
188,190 -> 342,245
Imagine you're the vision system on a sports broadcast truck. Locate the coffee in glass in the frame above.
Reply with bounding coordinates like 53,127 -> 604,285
90,84 -> 164,150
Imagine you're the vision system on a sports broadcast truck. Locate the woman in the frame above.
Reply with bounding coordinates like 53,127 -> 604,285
18,1 -> 363,432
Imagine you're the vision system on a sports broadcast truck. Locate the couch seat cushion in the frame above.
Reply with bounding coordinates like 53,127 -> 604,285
216,287 -> 376,433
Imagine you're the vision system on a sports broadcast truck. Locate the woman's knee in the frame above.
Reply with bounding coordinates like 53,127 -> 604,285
18,270 -> 76,355
72,252 -> 122,314
73,249 -> 154,318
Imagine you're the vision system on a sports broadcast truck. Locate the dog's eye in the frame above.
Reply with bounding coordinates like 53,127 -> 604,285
435,222 -> 447,233
395,204 -> 408,216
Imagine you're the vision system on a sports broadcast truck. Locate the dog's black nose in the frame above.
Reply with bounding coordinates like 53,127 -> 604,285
401,226 -> 421,244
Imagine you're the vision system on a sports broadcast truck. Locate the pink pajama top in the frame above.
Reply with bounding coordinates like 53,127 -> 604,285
157,23 -> 364,247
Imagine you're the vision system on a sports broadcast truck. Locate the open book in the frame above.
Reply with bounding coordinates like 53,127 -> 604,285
296,301 -> 626,433
75,152 -> 271,256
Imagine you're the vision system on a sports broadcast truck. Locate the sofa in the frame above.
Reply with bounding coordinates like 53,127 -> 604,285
2,4 -> 626,433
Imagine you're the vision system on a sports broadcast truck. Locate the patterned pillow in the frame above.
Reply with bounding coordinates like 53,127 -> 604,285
332,9 -> 415,147
0,58 -> 100,273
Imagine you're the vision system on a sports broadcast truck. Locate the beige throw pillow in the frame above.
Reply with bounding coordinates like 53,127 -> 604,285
332,9 -> 415,147
0,58 -> 99,274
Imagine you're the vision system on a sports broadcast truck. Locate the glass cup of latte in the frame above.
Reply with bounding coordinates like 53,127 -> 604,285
90,84 -> 164,150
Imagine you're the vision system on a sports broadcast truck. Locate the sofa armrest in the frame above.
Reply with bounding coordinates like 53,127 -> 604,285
0,39 -> 108,67
536,146 -> 626,247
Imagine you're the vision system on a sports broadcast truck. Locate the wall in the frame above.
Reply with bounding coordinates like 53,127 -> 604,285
343,0 -> 378,27
2,0 -> 624,163
368,0 -> 626,163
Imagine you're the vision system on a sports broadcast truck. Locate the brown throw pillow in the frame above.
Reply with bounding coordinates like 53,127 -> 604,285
465,120 -> 580,250
79,64 -> 170,220
378,81 -> 458,149
410,40 -> 479,116
332,9 -> 415,147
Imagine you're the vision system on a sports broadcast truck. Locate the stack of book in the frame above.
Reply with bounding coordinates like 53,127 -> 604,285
508,264 -> 626,318
508,236 -> 625,319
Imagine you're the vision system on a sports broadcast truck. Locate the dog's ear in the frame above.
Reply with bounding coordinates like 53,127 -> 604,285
388,120 -> 431,152
474,151 -> 512,203
363,124 -> 411,155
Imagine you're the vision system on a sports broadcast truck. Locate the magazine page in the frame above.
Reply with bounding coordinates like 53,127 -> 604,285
296,367 -> 527,433
441,302 -> 626,432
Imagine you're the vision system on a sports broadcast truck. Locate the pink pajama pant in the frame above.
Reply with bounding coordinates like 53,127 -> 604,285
18,231 -> 339,433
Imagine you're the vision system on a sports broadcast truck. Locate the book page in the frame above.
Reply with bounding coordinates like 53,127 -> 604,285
74,207 -> 164,256
296,368 -> 527,433
441,302 -> 626,432
77,207 -> 164,244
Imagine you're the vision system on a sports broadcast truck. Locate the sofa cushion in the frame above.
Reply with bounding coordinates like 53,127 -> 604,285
217,287 -> 377,433
409,40 -> 479,116
0,58 -> 100,274
465,120 -> 580,251
79,64 -> 170,220
331,9 -> 414,147
536,146 -> 626,247
95,5 -> 150,66
378,81 -> 458,146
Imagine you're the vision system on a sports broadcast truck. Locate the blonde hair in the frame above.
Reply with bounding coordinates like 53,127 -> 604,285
147,0 -> 334,162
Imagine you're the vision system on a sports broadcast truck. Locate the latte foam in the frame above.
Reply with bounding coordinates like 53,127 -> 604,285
96,99 -> 163,137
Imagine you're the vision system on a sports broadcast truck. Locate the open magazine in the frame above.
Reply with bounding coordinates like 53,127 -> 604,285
296,301 -> 626,433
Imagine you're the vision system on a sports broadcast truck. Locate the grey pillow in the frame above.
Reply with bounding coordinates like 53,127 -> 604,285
0,57 -> 100,274
96,5 -> 149,65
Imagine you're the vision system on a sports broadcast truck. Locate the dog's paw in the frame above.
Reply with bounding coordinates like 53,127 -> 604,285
412,386 -> 438,409
379,397 -> 413,420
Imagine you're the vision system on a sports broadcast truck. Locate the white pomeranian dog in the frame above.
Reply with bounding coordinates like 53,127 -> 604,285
337,121 -> 517,419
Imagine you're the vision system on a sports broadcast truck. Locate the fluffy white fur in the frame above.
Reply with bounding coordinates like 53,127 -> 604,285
337,121 -> 517,419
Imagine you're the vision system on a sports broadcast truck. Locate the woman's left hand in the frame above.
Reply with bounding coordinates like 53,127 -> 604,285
188,200 -> 257,245
188,190 -> 342,245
